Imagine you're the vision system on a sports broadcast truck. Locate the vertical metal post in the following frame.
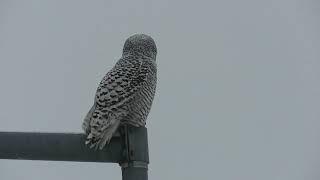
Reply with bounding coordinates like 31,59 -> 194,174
120,125 -> 149,180
122,165 -> 148,180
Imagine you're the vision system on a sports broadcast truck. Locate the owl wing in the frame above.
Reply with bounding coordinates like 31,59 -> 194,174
95,58 -> 150,112
82,103 -> 97,133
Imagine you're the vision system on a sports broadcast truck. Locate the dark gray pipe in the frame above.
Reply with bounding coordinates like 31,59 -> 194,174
0,126 -> 149,180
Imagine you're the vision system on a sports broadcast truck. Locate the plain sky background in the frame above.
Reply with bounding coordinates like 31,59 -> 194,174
0,0 -> 320,179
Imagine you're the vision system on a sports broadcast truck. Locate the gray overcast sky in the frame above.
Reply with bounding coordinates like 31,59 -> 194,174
0,0 -> 320,179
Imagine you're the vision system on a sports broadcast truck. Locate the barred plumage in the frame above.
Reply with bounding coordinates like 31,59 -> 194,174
82,34 -> 157,150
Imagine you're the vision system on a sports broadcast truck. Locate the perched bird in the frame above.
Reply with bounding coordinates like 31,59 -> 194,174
82,34 -> 157,150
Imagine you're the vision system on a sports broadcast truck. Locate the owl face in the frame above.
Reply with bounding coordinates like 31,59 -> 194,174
122,34 -> 157,59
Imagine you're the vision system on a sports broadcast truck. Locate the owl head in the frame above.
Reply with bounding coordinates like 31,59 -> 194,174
123,34 -> 157,59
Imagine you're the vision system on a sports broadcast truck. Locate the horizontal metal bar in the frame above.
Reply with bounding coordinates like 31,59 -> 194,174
0,132 -> 123,163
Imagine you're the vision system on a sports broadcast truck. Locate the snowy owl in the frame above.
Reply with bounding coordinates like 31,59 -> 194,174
82,34 -> 157,150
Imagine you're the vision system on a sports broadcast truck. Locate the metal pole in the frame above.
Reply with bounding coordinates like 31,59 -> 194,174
0,126 -> 149,180
120,125 -> 149,180
0,132 -> 123,162
122,164 -> 148,180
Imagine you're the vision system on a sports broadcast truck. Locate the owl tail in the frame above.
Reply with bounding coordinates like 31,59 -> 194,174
86,117 -> 121,150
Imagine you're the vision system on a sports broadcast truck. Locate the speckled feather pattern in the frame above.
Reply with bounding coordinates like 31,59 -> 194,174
82,34 -> 157,150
